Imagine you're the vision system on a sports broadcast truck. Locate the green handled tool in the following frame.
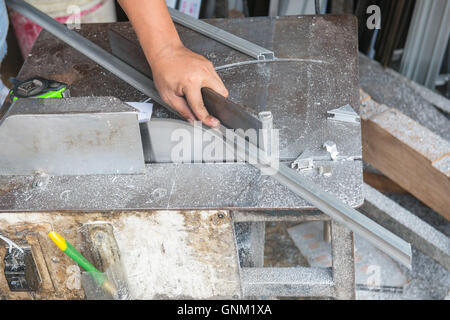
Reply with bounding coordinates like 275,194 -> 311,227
10,77 -> 68,102
48,231 -> 116,297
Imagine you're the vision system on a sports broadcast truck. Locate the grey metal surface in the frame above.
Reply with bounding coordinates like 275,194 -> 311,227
108,26 -> 362,160
142,119 -> 235,163
241,267 -> 335,297
168,7 -> 275,60
0,97 -> 145,175
234,222 -> 266,268
17,18 -> 363,162
361,184 -> 450,271
216,61 -> 361,162
0,161 -> 363,212
6,17 -> 362,212
331,221 -> 355,299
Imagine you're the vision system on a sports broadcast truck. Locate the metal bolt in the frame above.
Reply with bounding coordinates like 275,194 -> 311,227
258,111 -> 273,156
94,231 -> 105,243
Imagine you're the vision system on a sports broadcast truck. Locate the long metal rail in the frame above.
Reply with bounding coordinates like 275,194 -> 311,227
5,0 -> 412,267
168,7 -> 275,60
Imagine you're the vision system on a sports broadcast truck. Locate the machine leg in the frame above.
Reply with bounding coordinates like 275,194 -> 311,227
234,222 -> 266,268
331,221 -> 356,300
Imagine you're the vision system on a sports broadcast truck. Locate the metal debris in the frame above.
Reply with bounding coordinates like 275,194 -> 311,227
291,149 -> 315,172
31,171 -> 50,190
328,104 -> 361,124
323,141 -> 340,161
319,165 -> 332,177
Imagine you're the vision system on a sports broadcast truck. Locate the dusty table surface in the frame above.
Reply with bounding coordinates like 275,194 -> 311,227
3,16 -> 363,212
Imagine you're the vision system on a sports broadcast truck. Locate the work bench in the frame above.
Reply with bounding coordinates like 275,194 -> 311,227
0,15 -> 362,299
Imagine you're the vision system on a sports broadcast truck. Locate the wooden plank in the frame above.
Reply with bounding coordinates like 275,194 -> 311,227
363,172 -> 407,194
360,90 -> 450,220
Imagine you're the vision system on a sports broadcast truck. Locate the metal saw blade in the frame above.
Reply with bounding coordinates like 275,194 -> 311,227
108,29 -> 262,131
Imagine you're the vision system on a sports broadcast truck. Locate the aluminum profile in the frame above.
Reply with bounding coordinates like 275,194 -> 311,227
168,7 -> 275,60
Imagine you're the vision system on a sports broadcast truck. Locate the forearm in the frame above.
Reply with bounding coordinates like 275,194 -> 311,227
118,0 -> 182,66
119,0 -> 228,127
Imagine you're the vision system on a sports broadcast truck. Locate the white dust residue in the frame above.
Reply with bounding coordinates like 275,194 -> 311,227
113,212 -> 219,299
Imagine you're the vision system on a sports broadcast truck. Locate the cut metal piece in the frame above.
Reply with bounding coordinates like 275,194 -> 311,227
291,148 -> 315,172
323,141 -> 340,161
258,111 -> 273,155
141,119 -> 235,163
319,165 -> 332,177
328,104 -> 360,124
168,7 -> 275,60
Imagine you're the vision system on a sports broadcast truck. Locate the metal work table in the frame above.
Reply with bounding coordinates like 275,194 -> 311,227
1,15 -> 362,299
2,15 -> 363,213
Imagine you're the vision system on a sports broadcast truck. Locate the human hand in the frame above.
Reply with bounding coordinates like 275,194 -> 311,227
149,44 -> 228,127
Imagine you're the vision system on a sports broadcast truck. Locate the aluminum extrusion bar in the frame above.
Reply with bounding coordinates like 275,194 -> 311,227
168,7 -> 275,60
7,0 -> 412,267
